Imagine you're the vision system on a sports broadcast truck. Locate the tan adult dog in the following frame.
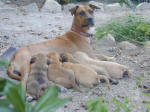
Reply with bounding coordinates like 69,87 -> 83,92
7,4 -> 113,88
62,51 -> 131,79
47,52 -> 82,92
26,53 -> 51,99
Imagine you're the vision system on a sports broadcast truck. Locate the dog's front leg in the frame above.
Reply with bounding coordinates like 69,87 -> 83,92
95,54 -> 115,61
20,62 -> 31,89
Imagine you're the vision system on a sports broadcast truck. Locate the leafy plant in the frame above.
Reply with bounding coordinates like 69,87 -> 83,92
0,59 -> 9,69
0,78 -> 71,112
142,92 -> 150,112
112,97 -> 134,112
85,97 -> 108,112
95,15 -> 150,45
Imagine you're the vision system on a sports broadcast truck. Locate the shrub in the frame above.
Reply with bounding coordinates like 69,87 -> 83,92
95,15 -> 150,45
112,97 -> 134,112
0,78 -> 71,112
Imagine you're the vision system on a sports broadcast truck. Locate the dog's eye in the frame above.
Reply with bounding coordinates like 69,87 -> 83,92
88,10 -> 93,15
79,11 -> 85,16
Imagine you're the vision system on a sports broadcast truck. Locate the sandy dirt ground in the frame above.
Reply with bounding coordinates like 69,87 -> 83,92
0,1 -> 150,112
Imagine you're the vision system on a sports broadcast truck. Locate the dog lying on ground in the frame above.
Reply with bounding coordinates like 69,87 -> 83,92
26,53 -> 51,99
61,52 -> 131,79
7,4 -> 126,89
47,52 -> 82,92
60,55 -> 110,89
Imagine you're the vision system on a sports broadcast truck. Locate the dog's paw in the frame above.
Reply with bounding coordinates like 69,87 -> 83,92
109,79 -> 119,85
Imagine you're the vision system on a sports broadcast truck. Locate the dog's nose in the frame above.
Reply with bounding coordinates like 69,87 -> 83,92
87,17 -> 93,23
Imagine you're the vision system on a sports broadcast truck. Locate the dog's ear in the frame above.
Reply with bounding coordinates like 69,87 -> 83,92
30,56 -> 36,64
88,4 -> 100,10
69,5 -> 79,16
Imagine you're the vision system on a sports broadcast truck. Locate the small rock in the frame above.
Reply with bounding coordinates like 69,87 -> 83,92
118,41 -> 137,50
144,42 -> 150,54
105,3 -> 127,11
99,34 -> 116,47
64,3 -> 76,13
136,2 -> 150,10
42,0 -> 61,13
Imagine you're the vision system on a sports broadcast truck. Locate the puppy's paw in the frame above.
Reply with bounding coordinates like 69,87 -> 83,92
109,79 -> 119,85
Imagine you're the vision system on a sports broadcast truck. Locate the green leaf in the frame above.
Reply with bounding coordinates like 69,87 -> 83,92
4,83 -> 25,112
124,97 -> 129,104
0,106 -> 16,112
0,99 -> 10,106
38,97 -> 71,112
34,85 -> 71,112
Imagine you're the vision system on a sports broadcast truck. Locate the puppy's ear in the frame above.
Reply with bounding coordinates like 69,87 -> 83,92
60,56 -> 68,63
30,56 -> 36,64
88,4 -> 100,10
69,5 -> 79,16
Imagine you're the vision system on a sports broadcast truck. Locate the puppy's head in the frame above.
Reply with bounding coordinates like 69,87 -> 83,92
47,52 -> 60,64
69,4 -> 100,31
30,53 -> 50,65
60,53 -> 78,63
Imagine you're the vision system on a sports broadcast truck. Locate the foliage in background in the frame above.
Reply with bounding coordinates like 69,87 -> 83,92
85,97 -> 108,112
112,97 -> 134,112
0,78 -> 71,112
95,15 -> 150,45
116,0 -> 136,10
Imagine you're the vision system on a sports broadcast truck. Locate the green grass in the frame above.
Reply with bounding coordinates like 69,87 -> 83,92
95,15 -> 150,45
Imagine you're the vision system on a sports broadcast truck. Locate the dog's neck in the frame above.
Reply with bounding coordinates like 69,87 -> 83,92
71,27 -> 93,38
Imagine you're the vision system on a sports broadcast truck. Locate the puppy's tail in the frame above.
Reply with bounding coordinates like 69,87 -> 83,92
7,65 -> 21,80
98,75 -> 110,89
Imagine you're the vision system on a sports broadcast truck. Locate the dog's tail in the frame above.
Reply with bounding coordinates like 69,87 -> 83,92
7,65 -> 21,80
98,75 -> 110,89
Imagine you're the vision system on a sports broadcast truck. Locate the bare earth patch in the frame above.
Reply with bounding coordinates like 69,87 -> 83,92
0,1 -> 150,112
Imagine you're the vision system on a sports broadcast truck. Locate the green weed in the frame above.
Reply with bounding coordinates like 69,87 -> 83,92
95,15 -> 150,45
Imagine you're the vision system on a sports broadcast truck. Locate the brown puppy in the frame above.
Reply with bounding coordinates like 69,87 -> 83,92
47,52 -> 82,92
61,60 -> 110,89
26,53 -> 50,99
7,4 -> 115,88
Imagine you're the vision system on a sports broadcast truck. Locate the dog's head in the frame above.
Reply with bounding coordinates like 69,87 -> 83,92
30,53 -> 50,65
60,52 -> 78,63
47,52 -> 60,64
70,4 -> 100,31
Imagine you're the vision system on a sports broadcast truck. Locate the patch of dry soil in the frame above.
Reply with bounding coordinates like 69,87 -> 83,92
0,2 -> 150,112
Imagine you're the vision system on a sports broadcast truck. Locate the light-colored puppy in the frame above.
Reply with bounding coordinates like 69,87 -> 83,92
60,58 -> 110,89
73,51 -> 131,79
26,53 -> 50,99
47,52 -> 82,92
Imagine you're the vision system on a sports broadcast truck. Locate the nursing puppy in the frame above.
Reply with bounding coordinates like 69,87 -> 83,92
73,52 -> 131,79
47,52 -> 82,92
26,53 -> 50,99
60,55 -> 110,89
